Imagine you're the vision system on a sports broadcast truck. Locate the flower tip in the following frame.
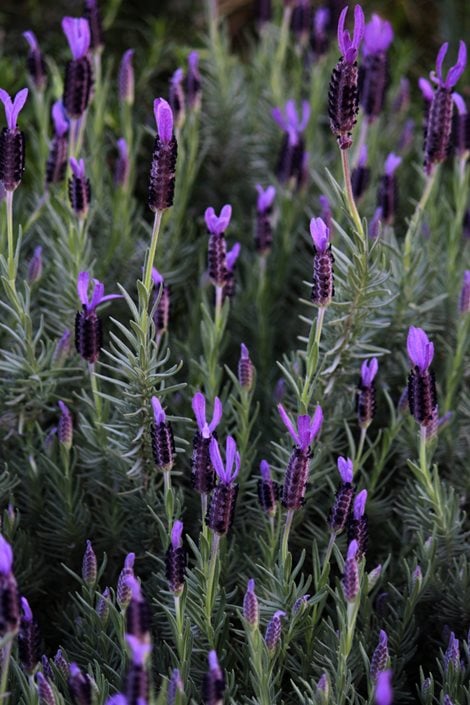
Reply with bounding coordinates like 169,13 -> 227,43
310,217 -> 330,252
0,534 -> 13,574
337,456 -> 353,483
151,396 -> 166,425
153,97 -> 174,143
171,520 -> 183,549
346,539 -> 359,561
260,459 -> 271,481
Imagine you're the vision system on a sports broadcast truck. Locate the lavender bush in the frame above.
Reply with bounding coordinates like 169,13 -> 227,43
0,1 -> 469,704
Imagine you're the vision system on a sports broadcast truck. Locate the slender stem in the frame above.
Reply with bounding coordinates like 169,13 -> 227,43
300,306 -> 326,413
163,470 -> 173,528
403,167 -> 439,272
89,363 -> 102,422
340,148 -> 364,239
214,285 -> 223,328
280,509 -> 294,565
5,191 -> 15,281
354,426 -> 367,470
0,638 -> 13,704
419,425 -> 427,477
174,594 -> 184,662
205,532 -> 220,638
314,306 -> 326,346
143,210 -> 164,293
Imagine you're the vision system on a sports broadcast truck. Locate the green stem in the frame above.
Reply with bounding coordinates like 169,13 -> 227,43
300,306 -> 326,413
143,210 -> 164,293
205,532 -> 220,640
174,594 -> 184,662
354,426 -> 367,470
214,285 -> 223,329
89,363 -> 102,422
0,637 -> 13,704
163,470 -> 173,528
340,148 -> 364,240
280,509 -> 294,565
5,191 -> 15,281
403,167 -> 439,273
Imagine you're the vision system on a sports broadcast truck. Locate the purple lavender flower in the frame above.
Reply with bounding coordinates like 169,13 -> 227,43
255,184 -> 276,255
46,101 -> 69,186
0,87 -> 28,191
150,396 -> 176,471
348,489 -> 368,557
424,41 -> 467,173
342,539 -> 360,602
265,610 -> 286,651
202,651 -> 225,705
124,635 -> 151,704
459,270 -> 470,314
398,117 -> 415,152
290,0 -> 312,46
451,93 -> 470,158
27,246 -> 43,285
75,271 -> 121,364
191,392 -> 222,495
62,18 -> 92,119
115,138 -> 130,189
292,594 -> 310,614
148,98 -> 177,211
374,669 -> 393,705
329,456 -> 354,533
67,663 -> 93,705
23,31 -> 47,91
392,77 -> 411,114
125,576 -> 152,643
357,357 -> 378,428
169,68 -> 185,129
165,520 -> 186,595
54,648 -> 70,678
84,0 -> 104,52
68,157 -> 91,218
96,587 -> 111,623
319,194 -> 333,233
273,100 -> 310,186
351,145 -> 370,201
238,343 -> 254,390
206,204 -> 232,287
257,460 -> 280,516
58,401 -> 73,449
412,565 -> 423,586
278,403 -> 323,510
167,669 -> 184,705
186,51 -> 202,111
117,553 -> 135,609
206,436 -> 240,534
243,578 -> 259,627
310,217 -> 334,307
328,5 -> 365,149
36,672 -> 57,705
444,631 -> 460,672
118,49 -> 135,105
310,8 -> 330,59
18,596 -> 40,675
359,14 -> 393,123
370,630 -> 389,682
316,672 -> 329,701
151,268 -> 171,337
407,326 -> 437,428
223,241 -> 241,301
82,539 -> 97,586
377,153 -> 401,225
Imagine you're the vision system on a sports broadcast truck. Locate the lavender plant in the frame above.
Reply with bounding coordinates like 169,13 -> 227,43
0,2 -> 469,705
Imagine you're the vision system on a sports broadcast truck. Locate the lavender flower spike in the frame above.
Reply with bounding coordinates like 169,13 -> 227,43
148,98 -> 177,211
257,459 -> 280,515
209,436 -> 240,484
243,578 -> 259,627
75,272 -> 121,363
58,401 -> 73,449
202,651 -> 225,705
168,669 -> 184,705
375,669 -> 393,705
431,41 -> 467,89
192,393 -> 223,439
151,396 -> 176,471
23,31 -> 47,91
407,326 -> 434,372
337,5 -> 365,64
68,157 -> 91,218
342,539 -> 360,602
165,519 -> 187,595
207,437 -> 240,534
353,489 -> 367,519
0,88 -> 28,191
329,456 -> 354,533
277,403 -> 323,451
238,343 -> 254,390
362,14 -> 393,56
361,358 -> 378,386
265,610 -> 286,651
62,18 -> 90,60
370,629 -> 389,681
348,489 -> 368,557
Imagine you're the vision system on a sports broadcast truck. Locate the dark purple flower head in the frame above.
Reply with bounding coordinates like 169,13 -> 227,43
0,88 -> 28,131
431,41 -> 467,89
226,242 -> 241,272
407,326 -> 434,372
125,634 -> 152,665
205,204 -> 232,235
62,17 -> 90,60
418,77 -> 434,102
384,153 -> 401,176
361,357 -> 378,386
170,520 -> 183,550
310,217 -> 330,253
52,101 -> 68,136
119,49 -> 135,104
0,535 -> 13,574
337,456 -> 353,483
375,670 -> 393,705
151,396 -> 166,424
256,184 -> 276,212
77,271 -> 122,315
459,270 -> 470,314
362,14 -> 393,56
272,100 -> 310,146
337,5 -> 365,64
192,392 -> 223,439
243,578 -> 259,627
20,596 -> 33,622
353,489 -> 367,519
209,436 -> 240,484
153,98 -> 174,144
278,403 -> 323,451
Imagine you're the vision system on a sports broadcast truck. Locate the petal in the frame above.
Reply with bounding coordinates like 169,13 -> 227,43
125,635 -> 152,665
151,267 -> 164,285
285,100 -> 298,130
271,106 -> 287,131
52,100 -> 69,136
21,596 -> 33,621
337,456 -> 353,483
384,153 -> 401,176
219,204 -> 232,231
337,6 -> 348,56
435,42 -> 448,83
204,207 -> 216,232
225,436 -> 238,480
151,396 -> 166,424
277,404 -> 300,445
375,670 -> 393,705
309,404 -> 323,441
445,40 -> 467,88
0,89 -> 13,129
346,539 -> 358,560
256,184 -> 276,212
260,459 -> 271,481
77,271 -> 90,307
353,489 -> 367,519
226,242 -> 241,271
192,392 -> 206,433
0,535 -> 13,574
407,326 -> 433,371
209,437 -> 226,481
208,396 -> 223,434
297,415 -> 313,450
352,5 -> 365,50
62,17 -> 90,60
418,77 -> 434,101
153,97 -> 173,143
310,217 -> 329,252
171,520 -> 183,549
89,278 -> 104,310
23,31 -> 39,52
452,92 -> 467,115
299,101 -> 310,132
